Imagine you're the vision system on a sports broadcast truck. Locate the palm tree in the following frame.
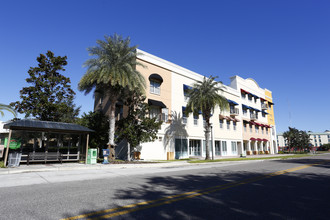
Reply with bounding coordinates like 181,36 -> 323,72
78,34 -> 146,150
0,104 -> 16,117
186,76 -> 229,160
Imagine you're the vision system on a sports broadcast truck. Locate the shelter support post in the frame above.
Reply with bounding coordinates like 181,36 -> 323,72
85,134 -> 89,164
4,129 -> 12,167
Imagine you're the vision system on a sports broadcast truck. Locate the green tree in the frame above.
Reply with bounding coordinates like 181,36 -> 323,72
77,111 -> 109,150
186,76 -> 229,160
283,127 -> 308,152
78,34 -> 146,150
0,104 -> 16,117
10,51 -> 79,122
322,143 -> 330,151
298,130 -> 310,151
116,90 -> 162,160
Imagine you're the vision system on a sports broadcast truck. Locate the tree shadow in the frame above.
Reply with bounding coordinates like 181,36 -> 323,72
163,111 -> 188,158
272,156 -> 330,168
60,159 -> 330,219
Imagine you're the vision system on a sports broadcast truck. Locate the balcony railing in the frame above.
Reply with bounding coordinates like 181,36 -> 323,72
230,108 -> 239,116
250,113 -> 257,120
261,103 -> 268,110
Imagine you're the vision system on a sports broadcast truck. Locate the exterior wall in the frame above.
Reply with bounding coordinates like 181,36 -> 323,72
92,49 -> 277,160
278,131 -> 330,148
265,90 -> 275,126
231,76 -> 273,155
135,52 -> 277,159
136,59 -> 172,113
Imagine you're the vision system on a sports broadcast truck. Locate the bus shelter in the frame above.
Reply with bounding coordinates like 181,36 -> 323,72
3,120 -> 93,167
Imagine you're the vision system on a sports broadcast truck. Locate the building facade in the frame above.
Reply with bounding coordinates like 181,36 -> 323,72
277,131 -> 330,149
95,50 -> 277,160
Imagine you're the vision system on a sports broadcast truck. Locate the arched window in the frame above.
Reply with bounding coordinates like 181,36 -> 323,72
149,74 -> 163,95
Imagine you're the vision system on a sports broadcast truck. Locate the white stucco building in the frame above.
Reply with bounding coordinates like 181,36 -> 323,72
95,50 -> 277,160
277,131 -> 330,149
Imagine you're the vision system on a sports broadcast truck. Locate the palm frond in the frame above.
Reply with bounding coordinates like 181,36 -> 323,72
0,104 -> 17,117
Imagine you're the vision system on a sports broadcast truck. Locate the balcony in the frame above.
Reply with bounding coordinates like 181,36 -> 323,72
250,113 -> 258,120
261,103 -> 268,110
230,108 -> 239,116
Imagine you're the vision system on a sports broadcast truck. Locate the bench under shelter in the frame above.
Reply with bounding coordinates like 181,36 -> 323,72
3,119 -> 94,167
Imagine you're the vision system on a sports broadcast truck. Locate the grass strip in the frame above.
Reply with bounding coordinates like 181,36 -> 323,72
188,154 -> 318,163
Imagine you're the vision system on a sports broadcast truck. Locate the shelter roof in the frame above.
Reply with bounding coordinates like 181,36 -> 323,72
4,120 -> 94,133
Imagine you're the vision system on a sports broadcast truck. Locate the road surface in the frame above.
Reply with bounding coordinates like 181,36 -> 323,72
0,154 -> 329,219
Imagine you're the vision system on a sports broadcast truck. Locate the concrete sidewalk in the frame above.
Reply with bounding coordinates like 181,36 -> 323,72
0,154 -> 292,175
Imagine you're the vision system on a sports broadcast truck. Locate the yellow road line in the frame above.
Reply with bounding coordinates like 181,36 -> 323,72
62,162 -> 324,220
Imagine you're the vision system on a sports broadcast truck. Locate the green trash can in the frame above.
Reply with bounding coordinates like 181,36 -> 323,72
87,149 -> 97,164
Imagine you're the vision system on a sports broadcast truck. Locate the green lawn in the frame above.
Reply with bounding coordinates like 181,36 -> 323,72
188,154 -> 320,163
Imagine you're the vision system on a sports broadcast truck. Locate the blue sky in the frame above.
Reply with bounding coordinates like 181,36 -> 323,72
0,0 -> 329,133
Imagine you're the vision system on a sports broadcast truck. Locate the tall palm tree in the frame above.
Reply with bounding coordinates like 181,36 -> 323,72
186,76 -> 228,160
78,34 -> 146,150
0,104 -> 16,117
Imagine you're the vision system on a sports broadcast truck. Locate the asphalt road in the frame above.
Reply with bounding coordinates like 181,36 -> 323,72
0,154 -> 330,220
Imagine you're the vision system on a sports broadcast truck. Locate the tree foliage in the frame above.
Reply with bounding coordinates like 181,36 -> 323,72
77,111 -> 109,149
78,34 -> 146,148
185,76 -> 229,160
116,90 -> 162,150
10,51 -> 79,122
283,127 -> 310,151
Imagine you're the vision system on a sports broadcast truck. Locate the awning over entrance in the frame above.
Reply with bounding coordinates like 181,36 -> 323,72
148,99 -> 167,108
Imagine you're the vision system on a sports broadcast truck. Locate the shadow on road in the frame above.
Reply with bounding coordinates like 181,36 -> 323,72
61,158 -> 330,219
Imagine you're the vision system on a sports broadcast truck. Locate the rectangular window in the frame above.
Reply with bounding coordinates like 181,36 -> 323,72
248,95 -> 253,101
150,80 -> 160,95
150,107 -> 161,121
233,122 -> 237,131
231,141 -> 237,154
261,127 -> 264,134
193,114 -> 199,126
222,141 -> 227,155
215,141 -> 221,155
189,140 -> 201,156
266,128 -> 268,134
161,108 -> 169,123
249,124 -> 252,132
243,123 -> 247,132
184,90 -> 190,102
243,108 -> 247,116
255,126 -> 259,133
241,93 -> 246,99
219,119 -> 223,129
227,120 -> 230,130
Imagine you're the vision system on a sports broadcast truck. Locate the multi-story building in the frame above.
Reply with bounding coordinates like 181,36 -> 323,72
95,49 -> 277,160
277,131 -> 330,149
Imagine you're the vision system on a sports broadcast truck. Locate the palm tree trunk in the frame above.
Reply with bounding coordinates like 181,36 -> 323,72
108,99 -> 116,149
204,118 -> 211,160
